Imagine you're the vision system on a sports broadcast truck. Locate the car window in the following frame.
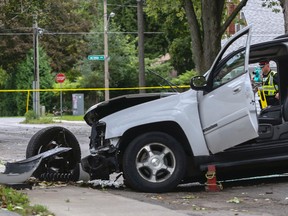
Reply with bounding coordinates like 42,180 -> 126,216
212,51 -> 245,89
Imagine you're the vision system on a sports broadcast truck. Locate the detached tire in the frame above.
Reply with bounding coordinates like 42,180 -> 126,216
26,126 -> 81,178
123,132 -> 186,193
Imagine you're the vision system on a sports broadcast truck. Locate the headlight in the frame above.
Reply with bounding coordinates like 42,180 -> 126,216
89,122 -> 109,153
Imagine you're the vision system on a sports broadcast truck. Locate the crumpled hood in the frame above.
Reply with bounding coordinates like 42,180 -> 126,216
84,92 -> 177,126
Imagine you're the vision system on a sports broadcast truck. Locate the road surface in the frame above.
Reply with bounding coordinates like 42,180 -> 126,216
0,117 -> 288,216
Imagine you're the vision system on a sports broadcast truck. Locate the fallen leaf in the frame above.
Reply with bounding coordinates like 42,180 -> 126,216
192,204 -> 206,211
13,206 -> 23,210
150,195 -> 163,200
227,197 -> 241,204
181,195 -> 198,199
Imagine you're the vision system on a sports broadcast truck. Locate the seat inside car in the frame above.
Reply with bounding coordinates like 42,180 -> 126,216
258,97 -> 288,125
258,104 -> 282,125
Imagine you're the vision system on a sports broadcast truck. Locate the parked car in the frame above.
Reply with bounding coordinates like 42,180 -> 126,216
26,26 -> 288,192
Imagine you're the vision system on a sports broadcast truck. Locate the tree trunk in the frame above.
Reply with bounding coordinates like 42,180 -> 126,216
181,0 -> 248,75
280,0 -> 288,33
182,0 -> 204,73
201,0 -> 223,74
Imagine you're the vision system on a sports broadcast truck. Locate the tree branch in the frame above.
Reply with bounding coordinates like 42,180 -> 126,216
220,0 -> 248,36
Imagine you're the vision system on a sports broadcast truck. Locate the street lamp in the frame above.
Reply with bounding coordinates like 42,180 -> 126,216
108,12 -> 115,23
104,0 -> 115,101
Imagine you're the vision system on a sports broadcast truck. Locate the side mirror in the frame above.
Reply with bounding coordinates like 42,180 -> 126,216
190,76 -> 207,90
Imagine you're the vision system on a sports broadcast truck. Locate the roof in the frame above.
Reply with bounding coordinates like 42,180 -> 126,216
241,0 -> 284,44
222,0 -> 285,54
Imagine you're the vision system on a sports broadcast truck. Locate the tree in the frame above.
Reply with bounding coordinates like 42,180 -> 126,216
261,0 -> 288,33
79,15 -> 138,102
0,68 -> 10,116
0,0 -> 97,78
280,0 -> 288,32
169,36 -> 194,73
15,48 -> 54,116
0,67 -> 8,88
146,0 -> 249,75
105,0 -> 193,75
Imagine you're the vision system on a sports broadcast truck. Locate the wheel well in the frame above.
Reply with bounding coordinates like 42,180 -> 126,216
118,121 -> 193,159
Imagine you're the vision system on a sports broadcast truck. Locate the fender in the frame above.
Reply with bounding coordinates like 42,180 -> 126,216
102,90 -> 210,156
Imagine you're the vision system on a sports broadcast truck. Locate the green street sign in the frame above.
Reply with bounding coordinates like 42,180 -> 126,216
88,55 -> 105,61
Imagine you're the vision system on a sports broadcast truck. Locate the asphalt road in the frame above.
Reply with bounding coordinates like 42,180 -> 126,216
0,117 -> 91,162
1,117 -> 288,216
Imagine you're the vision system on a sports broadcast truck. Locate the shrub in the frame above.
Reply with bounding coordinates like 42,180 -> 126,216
24,111 -> 37,123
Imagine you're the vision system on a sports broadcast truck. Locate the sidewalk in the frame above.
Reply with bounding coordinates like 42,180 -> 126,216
24,185 -> 189,216
0,210 -> 19,216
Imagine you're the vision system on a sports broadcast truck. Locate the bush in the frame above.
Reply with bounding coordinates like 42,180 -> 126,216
24,111 -> 37,123
23,111 -> 54,124
0,185 -> 54,216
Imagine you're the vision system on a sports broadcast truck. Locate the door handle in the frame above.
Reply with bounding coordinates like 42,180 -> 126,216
233,86 -> 242,94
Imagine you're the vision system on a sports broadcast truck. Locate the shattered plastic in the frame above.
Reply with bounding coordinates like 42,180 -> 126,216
0,147 -> 72,185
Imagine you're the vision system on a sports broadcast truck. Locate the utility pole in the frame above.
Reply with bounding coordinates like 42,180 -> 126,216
33,14 -> 40,117
104,0 -> 109,100
137,0 -> 146,93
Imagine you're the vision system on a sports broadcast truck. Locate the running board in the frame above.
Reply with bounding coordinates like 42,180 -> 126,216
199,154 -> 288,171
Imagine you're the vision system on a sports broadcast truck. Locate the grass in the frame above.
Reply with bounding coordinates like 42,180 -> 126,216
22,111 -> 84,124
22,116 -> 55,124
55,115 -> 84,121
0,185 -> 54,216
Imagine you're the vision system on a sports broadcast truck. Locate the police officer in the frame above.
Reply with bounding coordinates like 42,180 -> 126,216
259,60 -> 279,106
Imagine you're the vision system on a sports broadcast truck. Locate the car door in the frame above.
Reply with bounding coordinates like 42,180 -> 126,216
198,26 -> 258,154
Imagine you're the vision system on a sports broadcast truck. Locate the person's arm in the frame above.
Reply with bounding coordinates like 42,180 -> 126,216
273,73 -> 279,99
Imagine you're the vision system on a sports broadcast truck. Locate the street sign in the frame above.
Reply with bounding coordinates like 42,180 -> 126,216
88,55 -> 105,61
56,73 -> 66,83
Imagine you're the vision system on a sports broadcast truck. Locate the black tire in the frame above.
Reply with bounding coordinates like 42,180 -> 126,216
123,132 -> 186,193
26,126 -> 81,178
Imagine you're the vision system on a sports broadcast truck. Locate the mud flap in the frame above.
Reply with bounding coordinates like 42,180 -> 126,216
0,147 -> 72,185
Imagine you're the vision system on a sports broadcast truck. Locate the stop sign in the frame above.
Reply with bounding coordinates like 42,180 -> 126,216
56,73 -> 66,83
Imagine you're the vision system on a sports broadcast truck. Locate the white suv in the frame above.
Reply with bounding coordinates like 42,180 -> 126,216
27,26 -> 288,193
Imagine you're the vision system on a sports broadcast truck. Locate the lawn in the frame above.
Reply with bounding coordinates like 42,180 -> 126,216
55,115 -> 84,121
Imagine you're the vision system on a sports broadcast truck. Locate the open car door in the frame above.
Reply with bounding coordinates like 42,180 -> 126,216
198,26 -> 258,154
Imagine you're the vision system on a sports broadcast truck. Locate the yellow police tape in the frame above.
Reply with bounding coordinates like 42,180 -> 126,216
0,85 -> 190,92
0,85 -> 190,113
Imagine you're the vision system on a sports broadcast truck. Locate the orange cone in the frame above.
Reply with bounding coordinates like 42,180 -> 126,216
205,165 -> 222,192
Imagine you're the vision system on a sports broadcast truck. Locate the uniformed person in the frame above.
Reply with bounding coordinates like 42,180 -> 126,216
259,60 -> 279,106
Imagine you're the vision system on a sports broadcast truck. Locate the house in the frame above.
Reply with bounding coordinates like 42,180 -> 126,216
241,0 -> 284,44
224,0 -> 284,47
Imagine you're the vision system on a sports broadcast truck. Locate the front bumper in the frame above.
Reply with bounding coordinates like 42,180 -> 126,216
83,121 -> 119,180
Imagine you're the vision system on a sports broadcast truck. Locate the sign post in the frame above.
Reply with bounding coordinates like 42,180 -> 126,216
55,73 -> 66,117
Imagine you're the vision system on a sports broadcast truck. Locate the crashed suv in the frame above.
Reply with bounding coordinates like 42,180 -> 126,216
24,26 -> 288,193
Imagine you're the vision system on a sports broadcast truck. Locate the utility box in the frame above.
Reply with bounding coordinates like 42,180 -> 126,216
40,106 -> 46,116
72,94 -> 84,116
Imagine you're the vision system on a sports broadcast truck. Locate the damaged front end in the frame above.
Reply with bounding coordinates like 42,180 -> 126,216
81,93 -> 175,180
81,121 -> 119,181
8,92 -> 174,184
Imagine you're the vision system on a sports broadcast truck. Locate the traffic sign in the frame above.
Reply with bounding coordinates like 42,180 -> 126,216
56,73 -> 66,83
88,55 -> 105,61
